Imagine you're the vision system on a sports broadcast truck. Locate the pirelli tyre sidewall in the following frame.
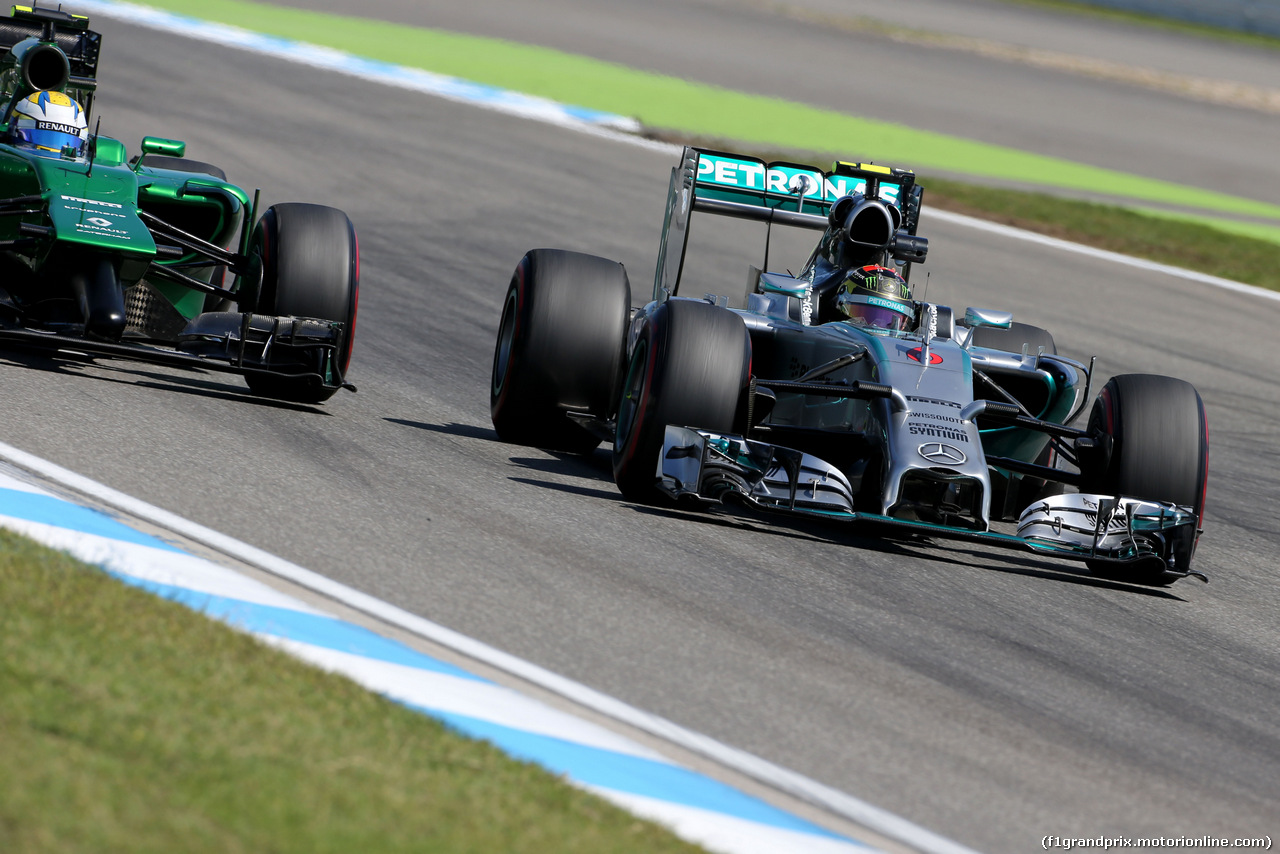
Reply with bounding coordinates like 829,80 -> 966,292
490,248 -> 630,454
612,299 -> 751,503
244,202 -> 360,403
1083,373 -> 1209,580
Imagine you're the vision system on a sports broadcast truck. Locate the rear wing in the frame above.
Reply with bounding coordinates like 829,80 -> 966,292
654,147 -> 924,301
0,5 -> 101,115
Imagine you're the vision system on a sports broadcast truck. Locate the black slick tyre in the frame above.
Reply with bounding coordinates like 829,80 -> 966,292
1081,373 -> 1208,580
244,203 -> 360,403
490,249 -> 631,454
612,299 -> 750,504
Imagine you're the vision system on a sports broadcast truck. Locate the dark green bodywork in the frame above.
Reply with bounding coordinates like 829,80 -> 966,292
0,5 -> 356,402
0,134 -> 252,322
0,7 -> 248,332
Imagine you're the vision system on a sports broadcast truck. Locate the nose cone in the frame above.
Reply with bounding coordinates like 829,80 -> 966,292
71,258 -> 127,342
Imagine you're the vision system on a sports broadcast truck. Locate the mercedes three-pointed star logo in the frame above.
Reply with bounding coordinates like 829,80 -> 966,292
918,442 -> 967,465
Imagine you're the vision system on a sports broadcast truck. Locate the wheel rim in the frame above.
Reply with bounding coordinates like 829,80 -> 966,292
614,338 -> 648,452
341,228 -> 360,373
492,287 -> 519,398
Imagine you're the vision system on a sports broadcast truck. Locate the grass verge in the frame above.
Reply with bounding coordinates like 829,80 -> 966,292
994,0 -> 1280,51
0,528 -> 704,854
921,175 -> 1280,290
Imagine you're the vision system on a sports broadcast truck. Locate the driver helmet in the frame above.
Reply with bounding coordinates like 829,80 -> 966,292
835,264 -> 914,331
10,90 -> 88,157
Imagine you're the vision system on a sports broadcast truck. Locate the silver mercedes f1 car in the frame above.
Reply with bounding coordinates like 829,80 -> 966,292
490,147 -> 1209,586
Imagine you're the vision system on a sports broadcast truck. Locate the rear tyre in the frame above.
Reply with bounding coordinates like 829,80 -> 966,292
1081,373 -> 1208,580
490,249 -> 631,453
612,299 -> 751,503
968,321 -> 1056,355
244,203 -> 359,403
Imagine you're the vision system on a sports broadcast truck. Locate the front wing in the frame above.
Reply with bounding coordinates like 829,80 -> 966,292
658,426 -> 1204,584
0,312 -> 355,394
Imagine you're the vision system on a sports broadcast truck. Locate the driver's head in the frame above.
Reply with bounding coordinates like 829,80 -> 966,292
835,265 -> 914,331
10,90 -> 87,157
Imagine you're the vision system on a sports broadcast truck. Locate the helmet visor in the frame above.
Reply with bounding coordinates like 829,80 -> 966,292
845,302 -> 912,331
13,127 -> 85,155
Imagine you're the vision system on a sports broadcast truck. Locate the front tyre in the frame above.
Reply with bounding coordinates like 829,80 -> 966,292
244,203 -> 359,403
1081,373 -> 1208,580
612,299 -> 750,503
490,249 -> 631,454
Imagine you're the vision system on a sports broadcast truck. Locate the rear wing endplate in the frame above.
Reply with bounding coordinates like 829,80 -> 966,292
654,147 -> 923,301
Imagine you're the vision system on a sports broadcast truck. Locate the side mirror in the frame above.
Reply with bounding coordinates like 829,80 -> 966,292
140,136 -> 186,157
964,307 -> 1013,329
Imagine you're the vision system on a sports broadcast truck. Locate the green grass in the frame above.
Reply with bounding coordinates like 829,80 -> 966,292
922,176 -> 1280,288
993,0 -> 1280,51
0,529 -> 706,854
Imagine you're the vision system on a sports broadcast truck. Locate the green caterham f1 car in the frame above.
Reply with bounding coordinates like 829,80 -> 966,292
0,5 -> 358,402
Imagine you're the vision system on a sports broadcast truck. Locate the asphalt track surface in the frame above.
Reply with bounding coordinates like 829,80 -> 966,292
3,7 -> 1278,853
261,0 -> 1280,211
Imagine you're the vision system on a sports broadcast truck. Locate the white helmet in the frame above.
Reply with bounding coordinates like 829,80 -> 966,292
11,90 -> 88,157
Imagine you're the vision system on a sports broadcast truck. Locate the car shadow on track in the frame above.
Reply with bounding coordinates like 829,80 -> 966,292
0,351 -> 331,413
388,419 -> 620,480
388,419 -> 624,495
504,449 -> 623,501
507,476 -> 621,503
385,419 -> 499,442
902,538 -> 1189,599
513,450 -> 613,477
636,502 -> 928,555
